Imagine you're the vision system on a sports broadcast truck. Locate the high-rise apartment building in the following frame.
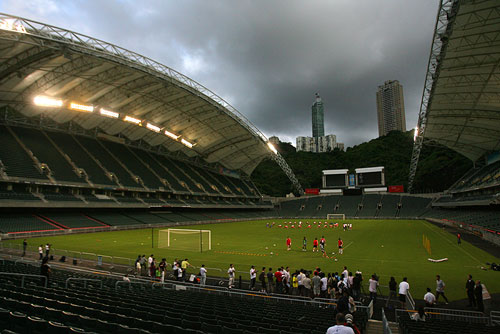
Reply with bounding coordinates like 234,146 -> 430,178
376,80 -> 406,137
312,93 -> 325,138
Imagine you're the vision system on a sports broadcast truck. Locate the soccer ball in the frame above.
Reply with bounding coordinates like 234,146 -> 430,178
265,247 -> 268,250
270,252 -> 273,255
381,245 -> 384,247
273,244 -> 276,247
332,252 -> 335,255
334,259 -> 338,262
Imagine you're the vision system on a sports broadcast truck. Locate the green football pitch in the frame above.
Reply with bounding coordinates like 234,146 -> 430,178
6,219 -> 500,301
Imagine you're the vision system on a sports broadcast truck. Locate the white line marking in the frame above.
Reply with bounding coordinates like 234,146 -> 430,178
344,241 -> 354,249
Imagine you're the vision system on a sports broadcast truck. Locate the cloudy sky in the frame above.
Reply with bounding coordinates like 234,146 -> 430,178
1,0 -> 439,148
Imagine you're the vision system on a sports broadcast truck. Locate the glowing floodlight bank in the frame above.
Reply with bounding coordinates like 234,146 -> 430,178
146,123 -> 161,133
164,130 -> 180,140
69,102 -> 94,112
124,115 -> 141,124
33,96 -> 195,149
267,142 -> 278,154
100,108 -> 119,118
34,96 -> 63,108
181,138 -> 194,148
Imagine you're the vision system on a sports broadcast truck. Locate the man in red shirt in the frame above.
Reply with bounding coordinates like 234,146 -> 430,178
338,237 -> 344,255
457,233 -> 461,245
274,268 -> 283,293
286,237 -> 291,251
313,238 -> 319,252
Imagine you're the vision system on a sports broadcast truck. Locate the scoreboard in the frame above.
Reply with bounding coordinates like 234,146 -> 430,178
355,167 -> 385,187
322,169 -> 348,188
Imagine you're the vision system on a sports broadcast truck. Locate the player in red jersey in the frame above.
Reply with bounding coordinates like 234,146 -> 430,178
338,237 -> 344,255
286,237 -> 291,251
313,238 -> 319,252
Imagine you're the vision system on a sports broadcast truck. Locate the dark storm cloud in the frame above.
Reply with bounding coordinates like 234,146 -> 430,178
1,0 -> 439,147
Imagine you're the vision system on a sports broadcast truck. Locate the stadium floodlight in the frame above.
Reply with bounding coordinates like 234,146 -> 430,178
146,123 -> 161,133
414,127 -> 419,142
267,142 -> 278,154
180,138 -> 194,148
124,115 -> 142,125
100,108 -> 119,118
34,96 -> 63,108
164,129 -> 180,140
69,102 -> 94,113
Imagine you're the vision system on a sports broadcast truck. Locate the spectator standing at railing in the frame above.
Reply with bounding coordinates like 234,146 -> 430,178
312,271 -> 321,298
45,243 -> 50,258
274,268 -> 283,293
22,239 -> 27,257
435,275 -> 449,304
259,267 -> 266,292
474,280 -> 484,313
344,314 -> 360,334
368,274 -> 379,304
135,255 -> 141,274
140,255 -> 146,275
199,264 -> 207,286
303,273 -> 312,298
38,245 -> 43,260
283,267 -> 291,294
466,274 -> 476,307
159,258 -> 166,283
227,264 -> 235,289
267,268 -> 274,293
297,269 -> 305,295
399,277 -> 410,309
386,277 -> 398,307
147,254 -> 153,277
320,272 -> 328,298
352,273 -> 362,300
181,258 -> 192,280
249,265 -> 257,290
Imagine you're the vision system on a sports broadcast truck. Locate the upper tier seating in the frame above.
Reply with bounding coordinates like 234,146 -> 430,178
73,136 -> 140,189
450,160 -> 500,193
45,132 -> 116,186
155,155 -> 205,194
10,127 -> 83,184
99,140 -> 164,190
0,190 -> 40,202
0,125 -> 47,180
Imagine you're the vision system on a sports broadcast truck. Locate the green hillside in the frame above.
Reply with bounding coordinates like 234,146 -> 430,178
251,131 -> 472,196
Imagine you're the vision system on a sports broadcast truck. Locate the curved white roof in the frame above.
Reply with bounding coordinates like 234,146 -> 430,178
0,13 -> 300,182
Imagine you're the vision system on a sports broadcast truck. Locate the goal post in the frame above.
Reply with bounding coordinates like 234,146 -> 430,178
327,214 -> 345,220
158,228 -> 211,252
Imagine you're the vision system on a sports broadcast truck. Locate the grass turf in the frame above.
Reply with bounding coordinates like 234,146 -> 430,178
6,219 -> 499,301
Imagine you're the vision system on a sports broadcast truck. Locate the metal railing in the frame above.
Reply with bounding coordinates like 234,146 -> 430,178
395,308 -> 491,325
491,311 -> 500,326
382,308 -> 392,334
0,272 -> 47,287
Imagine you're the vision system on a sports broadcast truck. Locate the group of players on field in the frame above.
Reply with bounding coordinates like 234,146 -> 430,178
286,236 -> 344,256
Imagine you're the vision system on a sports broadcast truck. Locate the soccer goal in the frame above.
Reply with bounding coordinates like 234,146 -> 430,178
327,214 -> 345,220
158,228 -> 211,252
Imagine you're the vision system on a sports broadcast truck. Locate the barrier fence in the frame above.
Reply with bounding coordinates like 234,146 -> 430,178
395,308 -> 492,325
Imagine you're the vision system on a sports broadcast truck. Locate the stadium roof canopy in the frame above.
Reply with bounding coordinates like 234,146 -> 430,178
409,0 -> 500,191
0,13 -> 302,192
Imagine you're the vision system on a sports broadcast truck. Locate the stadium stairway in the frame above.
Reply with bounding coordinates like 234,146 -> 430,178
366,319 -> 398,334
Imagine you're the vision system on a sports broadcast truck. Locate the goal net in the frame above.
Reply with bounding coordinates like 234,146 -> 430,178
327,214 -> 345,220
158,229 -> 211,252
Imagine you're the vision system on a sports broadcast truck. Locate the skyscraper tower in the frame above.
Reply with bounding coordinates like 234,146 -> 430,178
312,93 -> 325,138
376,80 -> 406,137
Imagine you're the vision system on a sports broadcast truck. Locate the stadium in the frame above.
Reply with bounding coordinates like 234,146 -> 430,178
0,1 -> 499,333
